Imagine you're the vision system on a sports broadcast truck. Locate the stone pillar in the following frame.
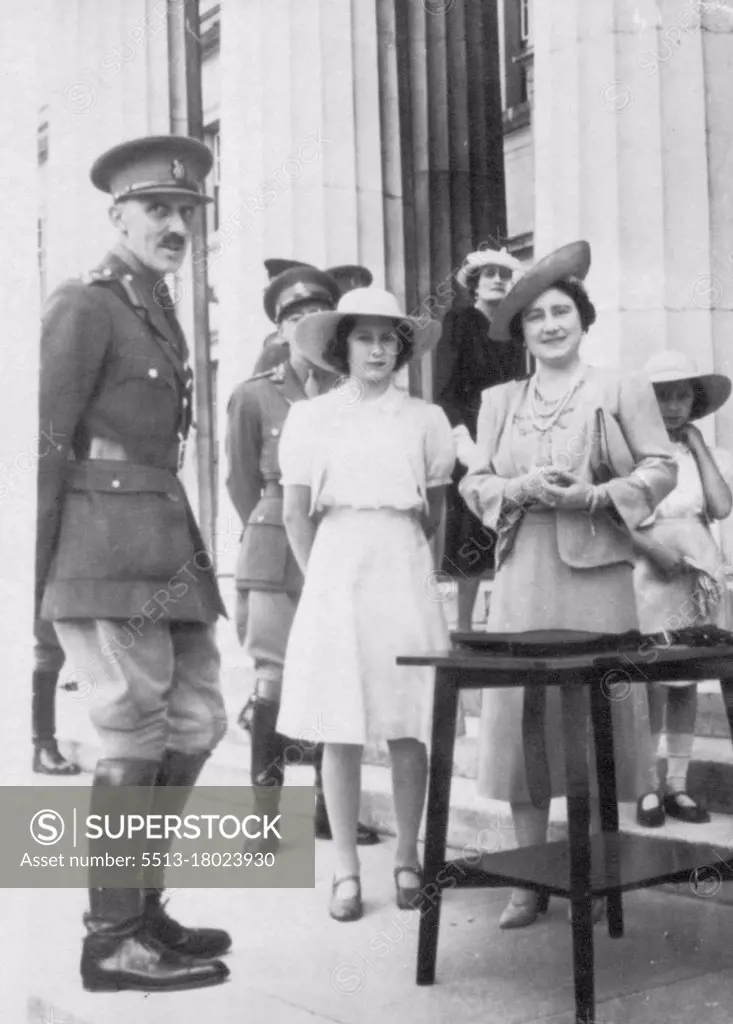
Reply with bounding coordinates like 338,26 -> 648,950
216,0 -> 387,570
0,0 -> 43,797
43,0 -> 171,294
532,0 -> 733,545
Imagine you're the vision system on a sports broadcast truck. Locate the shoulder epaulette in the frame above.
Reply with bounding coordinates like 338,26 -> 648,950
82,268 -> 145,311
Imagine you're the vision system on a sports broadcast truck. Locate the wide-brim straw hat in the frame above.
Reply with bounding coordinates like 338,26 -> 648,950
294,287 -> 441,373
456,247 -> 524,291
488,241 -> 592,341
644,350 -> 731,420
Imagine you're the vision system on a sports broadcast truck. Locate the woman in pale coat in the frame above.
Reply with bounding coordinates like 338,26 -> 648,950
276,288 -> 455,922
460,242 -> 678,928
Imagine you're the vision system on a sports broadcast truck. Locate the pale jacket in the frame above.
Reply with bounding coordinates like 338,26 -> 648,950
459,366 -> 678,570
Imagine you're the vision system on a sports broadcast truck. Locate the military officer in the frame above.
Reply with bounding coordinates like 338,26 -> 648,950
36,136 -> 230,992
251,261 -> 374,375
226,266 -> 380,848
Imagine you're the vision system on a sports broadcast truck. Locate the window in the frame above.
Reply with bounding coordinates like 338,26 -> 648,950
204,123 -> 220,233
503,0 -> 532,113
520,0 -> 531,46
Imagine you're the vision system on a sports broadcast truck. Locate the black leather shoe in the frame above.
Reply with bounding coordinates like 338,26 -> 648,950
33,743 -> 82,776
636,791 -> 666,828
663,792 -> 710,824
145,894 -> 231,959
81,921 -> 229,992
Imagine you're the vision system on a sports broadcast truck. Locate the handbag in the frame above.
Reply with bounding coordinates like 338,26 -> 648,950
588,407 -> 635,483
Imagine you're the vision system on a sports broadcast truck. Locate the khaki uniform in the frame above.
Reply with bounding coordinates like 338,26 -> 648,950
226,361 -> 307,693
36,249 -> 227,760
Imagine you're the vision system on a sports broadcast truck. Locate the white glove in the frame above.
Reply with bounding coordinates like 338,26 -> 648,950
453,424 -> 478,468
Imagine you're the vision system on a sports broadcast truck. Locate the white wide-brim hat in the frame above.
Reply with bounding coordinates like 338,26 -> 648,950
644,350 -> 731,420
294,287 -> 442,373
456,247 -> 524,290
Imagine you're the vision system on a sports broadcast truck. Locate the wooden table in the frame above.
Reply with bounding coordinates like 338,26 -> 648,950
397,637 -> 733,1024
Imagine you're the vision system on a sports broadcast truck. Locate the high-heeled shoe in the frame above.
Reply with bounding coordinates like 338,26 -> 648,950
394,866 -> 423,910
499,888 -> 550,929
329,875 -> 363,922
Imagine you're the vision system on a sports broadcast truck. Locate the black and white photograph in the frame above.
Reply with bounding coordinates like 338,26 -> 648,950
2,1 -> 733,1022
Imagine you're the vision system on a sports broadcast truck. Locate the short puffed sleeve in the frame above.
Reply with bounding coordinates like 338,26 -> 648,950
278,400 -> 317,487
425,403 -> 456,487
712,446 -> 733,493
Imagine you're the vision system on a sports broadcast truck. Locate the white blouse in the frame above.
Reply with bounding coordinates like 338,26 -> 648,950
279,382 -> 455,516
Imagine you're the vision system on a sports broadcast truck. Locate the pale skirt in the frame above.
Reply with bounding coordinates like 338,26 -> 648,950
277,507 -> 449,746
477,511 -> 650,804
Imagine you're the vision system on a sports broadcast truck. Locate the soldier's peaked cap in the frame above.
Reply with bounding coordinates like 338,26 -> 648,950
264,258 -> 315,281
325,264 -> 374,294
90,135 -> 213,204
263,267 -> 340,323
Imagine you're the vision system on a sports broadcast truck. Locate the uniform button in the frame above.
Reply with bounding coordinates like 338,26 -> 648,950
103,268 -> 112,277
182,397 -> 189,408
111,479 -> 121,489
256,515 -> 264,522
148,367 -> 159,379
270,428 -> 280,437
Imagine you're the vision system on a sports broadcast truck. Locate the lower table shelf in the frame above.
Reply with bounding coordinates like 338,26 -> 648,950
438,832 -> 733,897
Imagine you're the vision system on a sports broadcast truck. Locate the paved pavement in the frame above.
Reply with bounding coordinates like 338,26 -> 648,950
11,580 -> 733,1022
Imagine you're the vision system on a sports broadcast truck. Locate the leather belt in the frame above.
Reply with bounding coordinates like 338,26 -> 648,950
262,481 -> 283,498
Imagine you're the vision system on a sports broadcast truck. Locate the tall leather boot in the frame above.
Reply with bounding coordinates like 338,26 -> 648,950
143,749 -> 231,958
245,696 -> 287,855
32,668 -> 81,775
80,757 -> 228,992
312,744 -> 381,846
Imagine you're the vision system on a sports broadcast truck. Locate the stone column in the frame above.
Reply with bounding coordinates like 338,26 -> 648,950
216,0 -> 387,570
531,0 -> 733,546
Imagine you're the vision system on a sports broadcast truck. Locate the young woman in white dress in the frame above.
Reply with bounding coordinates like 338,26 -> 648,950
276,288 -> 455,922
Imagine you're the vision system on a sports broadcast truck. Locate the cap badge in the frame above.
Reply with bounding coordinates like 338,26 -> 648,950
171,159 -> 186,181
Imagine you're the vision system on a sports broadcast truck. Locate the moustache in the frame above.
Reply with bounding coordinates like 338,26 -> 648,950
161,235 -> 186,249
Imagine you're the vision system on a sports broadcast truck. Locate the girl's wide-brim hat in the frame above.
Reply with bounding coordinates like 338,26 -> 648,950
456,247 -> 523,290
644,350 -> 731,420
294,287 -> 442,373
488,240 -> 592,341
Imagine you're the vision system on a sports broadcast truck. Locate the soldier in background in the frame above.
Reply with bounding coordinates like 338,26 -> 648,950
251,261 -> 373,375
36,136 -> 230,992
226,266 -> 380,847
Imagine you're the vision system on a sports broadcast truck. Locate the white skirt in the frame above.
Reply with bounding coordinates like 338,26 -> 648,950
277,507 -> 448,746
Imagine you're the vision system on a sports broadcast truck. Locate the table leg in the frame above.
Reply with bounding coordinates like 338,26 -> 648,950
561,678 -> 595,1024
590,676 -> 623,939
720,677 -> 733,746
416,666 -> 459,986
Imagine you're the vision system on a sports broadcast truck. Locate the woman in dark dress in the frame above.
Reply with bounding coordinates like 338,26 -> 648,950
435,248 -> 528,631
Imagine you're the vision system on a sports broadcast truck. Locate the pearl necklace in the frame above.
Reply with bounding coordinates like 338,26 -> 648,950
529,369 -> 585,434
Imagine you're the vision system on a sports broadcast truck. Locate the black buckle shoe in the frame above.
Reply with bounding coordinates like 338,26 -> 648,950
145,896 -> 231,959
663,792 -> 710,824
636,791 -> 666,828
81,921 -> 229,992
33,743 -> 82,776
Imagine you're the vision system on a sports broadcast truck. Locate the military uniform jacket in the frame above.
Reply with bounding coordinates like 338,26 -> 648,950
226,361 -> 308,594
36,249 -> 226,623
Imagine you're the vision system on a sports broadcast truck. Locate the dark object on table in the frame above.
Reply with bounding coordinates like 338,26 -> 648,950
452,625 -> 733,658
